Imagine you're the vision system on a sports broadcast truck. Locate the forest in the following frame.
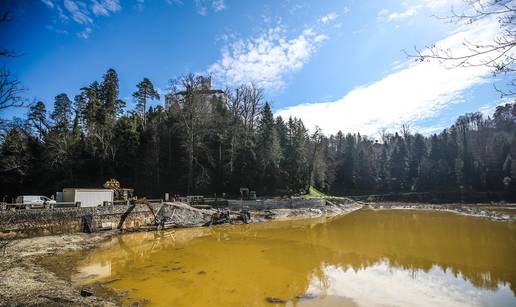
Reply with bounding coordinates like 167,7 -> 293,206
1,69 -> 515,200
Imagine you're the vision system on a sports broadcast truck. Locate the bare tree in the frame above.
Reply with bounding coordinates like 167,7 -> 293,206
0,11 -> 24,110
0,12 -> 17,58
400,123 -> 412,140
233,83 -> 264,136
408,0 -> 516,96
0,67 -> 24,110
224,83 -> 264,176
168,74 -> 211,193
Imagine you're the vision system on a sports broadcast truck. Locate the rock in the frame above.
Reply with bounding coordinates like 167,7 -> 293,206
80,288 -> 94,297
239,210 -> 251,223
154,202 -> 213,228
296,293 -> 317,300
266,297 -> 288,303
209,209 -> 231,225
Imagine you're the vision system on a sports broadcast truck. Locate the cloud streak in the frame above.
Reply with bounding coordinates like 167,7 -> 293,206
319,12 -> 338,24
377,5 -> 421,23
276,17 -> 503,136
194,0 -> 226,15
41,0 -> 121,38
91,0 -> 121,16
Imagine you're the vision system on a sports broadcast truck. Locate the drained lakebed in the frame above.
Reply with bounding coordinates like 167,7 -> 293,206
65,209 -> 516,306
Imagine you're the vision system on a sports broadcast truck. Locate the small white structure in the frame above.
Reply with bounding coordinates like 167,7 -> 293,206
62,188 -> 113,207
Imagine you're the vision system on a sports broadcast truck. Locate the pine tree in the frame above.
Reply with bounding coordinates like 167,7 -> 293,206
256,102 -> 281,193
51,93 -> 72,131
408,133 -> 426,190
389,133 -> 407,191
28,101 -> 47,138
101,68 -> 125,118
282,117 -> 308,193
133,77 -> 160,128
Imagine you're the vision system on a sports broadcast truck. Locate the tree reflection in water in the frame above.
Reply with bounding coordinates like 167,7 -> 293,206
72,210 -> 516,307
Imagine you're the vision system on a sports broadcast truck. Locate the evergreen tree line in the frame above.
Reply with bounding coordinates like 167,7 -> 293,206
1,69 -> 515,200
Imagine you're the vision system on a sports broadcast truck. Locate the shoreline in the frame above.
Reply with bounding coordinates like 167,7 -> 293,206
367,202 -> 516,221
1,202 -> 515,306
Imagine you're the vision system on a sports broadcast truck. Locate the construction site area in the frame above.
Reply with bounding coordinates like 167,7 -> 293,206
0,179 -> 363,239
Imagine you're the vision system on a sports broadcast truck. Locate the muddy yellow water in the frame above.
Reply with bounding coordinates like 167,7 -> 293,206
73,210 -> 516,306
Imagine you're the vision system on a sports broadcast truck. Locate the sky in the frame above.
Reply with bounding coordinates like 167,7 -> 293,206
0,0 -> 512,136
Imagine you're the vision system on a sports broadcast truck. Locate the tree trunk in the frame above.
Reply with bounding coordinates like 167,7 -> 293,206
187,132 -> 194,194
143,96 -> 147,128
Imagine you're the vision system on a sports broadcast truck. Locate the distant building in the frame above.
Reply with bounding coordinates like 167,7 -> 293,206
165,77 -> 227,110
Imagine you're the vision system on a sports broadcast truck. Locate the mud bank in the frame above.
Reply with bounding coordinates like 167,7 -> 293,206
368,202 -> 516,221
0,231 -> 118,306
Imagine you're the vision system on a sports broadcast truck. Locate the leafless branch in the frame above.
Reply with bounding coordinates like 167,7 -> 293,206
406,0 -> 516,96
0,67 -> 25,110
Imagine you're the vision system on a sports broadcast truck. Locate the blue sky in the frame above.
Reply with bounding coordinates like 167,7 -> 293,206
0,0 -> 511,136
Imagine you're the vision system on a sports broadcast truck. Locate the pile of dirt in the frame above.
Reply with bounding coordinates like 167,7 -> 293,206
154,202 -> 214,227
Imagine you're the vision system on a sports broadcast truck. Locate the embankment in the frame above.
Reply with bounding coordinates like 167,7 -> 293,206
0,204 -> 162,239
0,198 -> 360,239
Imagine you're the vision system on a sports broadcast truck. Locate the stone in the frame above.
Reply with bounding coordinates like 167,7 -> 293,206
80,288 -> 94,297
266,297 -> 288,303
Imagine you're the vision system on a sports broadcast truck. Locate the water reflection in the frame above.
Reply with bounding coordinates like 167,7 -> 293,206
73,210 -> 516,306
306,262 -> 515,307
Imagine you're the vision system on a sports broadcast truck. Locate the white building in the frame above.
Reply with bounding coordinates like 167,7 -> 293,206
62,188 -> 114,207
165,77 -> 227,110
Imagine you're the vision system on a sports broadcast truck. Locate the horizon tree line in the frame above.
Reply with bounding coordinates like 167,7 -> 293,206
0,68 -> 515,201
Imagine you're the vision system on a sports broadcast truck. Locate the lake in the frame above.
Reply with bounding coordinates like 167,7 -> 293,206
72,209 -> 516,306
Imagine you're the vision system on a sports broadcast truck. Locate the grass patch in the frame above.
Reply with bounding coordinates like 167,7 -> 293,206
302,185 -> 356,203
308,186 -> 328,198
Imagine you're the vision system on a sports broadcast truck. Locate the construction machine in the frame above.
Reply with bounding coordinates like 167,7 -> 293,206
103,179 -> 134,205
103,179 -> 158,229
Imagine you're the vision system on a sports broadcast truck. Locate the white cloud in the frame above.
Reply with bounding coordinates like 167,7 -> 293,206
319,12 -> 338,24
377,8 -> 389,17
378,0 -> 466,23
42,0 -> 121,37
388,6 -> 419,21
378,6 -> 420,22
165,0 -> 184,5
64,0 -> 93,24
41,0 -> 55,8
276,17 -> 503,136
42,0 -> 121,22
195,0 -> 226,15
212,0 -> 226,12
77,27 -> 92,39
91,0 -> 121,16
420,0 -> 463,10
208,26 -> 328,90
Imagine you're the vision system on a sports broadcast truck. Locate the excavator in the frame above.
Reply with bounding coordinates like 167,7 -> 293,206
103,178 -> 134,204
102,179 -> 156,228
